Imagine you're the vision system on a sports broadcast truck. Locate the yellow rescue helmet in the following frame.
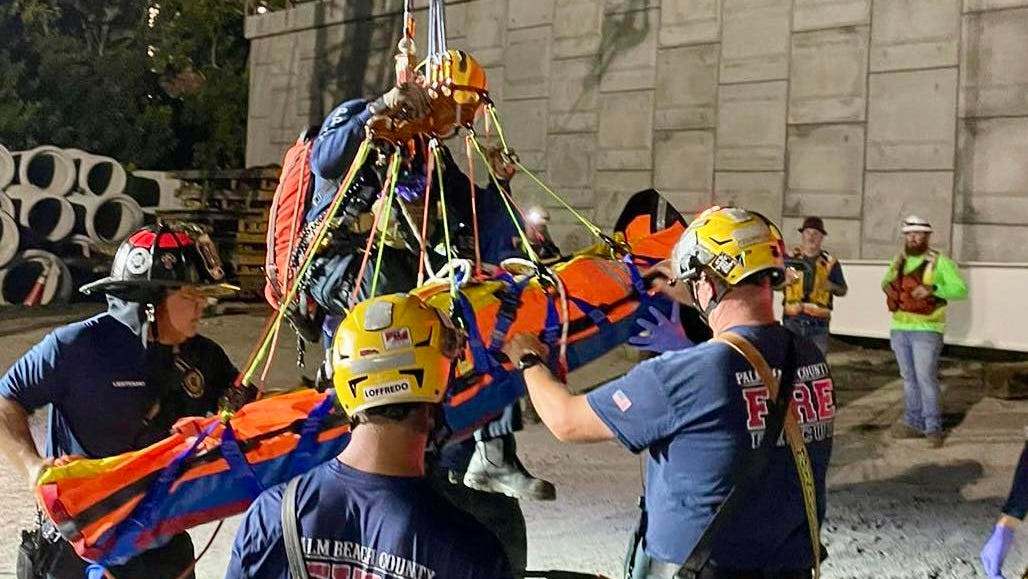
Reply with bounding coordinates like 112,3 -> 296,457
331,293 -> 461,416
671,206 -> 786,288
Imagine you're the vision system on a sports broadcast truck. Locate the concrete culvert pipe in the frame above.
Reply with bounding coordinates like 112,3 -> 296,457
0,145 -> 14,189
18,146 -> 76,196
0,249 -> 72,306
76,153 -> 127,197
0,191 -> 15,217
69,193 -> 144,244
0,210 -> 20,269
18,192 -> 75,242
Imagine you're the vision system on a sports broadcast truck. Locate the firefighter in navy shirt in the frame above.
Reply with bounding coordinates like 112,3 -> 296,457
505,207 -> 834,579
0,223 -> 242,579
226,293 -> 512,579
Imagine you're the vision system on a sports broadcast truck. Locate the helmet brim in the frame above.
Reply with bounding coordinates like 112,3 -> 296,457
80,278 -> 239,299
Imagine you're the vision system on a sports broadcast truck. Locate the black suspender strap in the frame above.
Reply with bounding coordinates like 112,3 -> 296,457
281,476 -> 309,579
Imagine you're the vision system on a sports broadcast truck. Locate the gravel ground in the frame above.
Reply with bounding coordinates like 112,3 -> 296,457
0,305 -> 1024,578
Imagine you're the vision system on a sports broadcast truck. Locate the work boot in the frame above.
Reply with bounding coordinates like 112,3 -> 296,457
890,422 -> 924,440
926,432 -> 944,448
463,437 -> 556,501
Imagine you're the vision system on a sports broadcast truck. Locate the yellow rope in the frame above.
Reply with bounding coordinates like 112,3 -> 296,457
467,134 -> 540,264
431,143 -> 459,298
242,138 -> 373,385
370,151 -> 402,298
485,105 -> 604,242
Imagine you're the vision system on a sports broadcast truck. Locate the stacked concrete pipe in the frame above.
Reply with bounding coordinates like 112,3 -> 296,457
0,249 -> 73,306
0,145 -> 14,190
0,144 -> 150,306
5,184 -> 76,242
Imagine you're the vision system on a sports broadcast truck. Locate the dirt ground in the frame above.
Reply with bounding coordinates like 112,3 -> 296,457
0,304 -> 1025,578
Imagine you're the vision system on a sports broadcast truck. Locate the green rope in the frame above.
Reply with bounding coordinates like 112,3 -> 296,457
242,137 -> 373,385
468,134 -> 541,264
370,151 -> 402,298
485,105 -> 604,242
431,144 -> 459,298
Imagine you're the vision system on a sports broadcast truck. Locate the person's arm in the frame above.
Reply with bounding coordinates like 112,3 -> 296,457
0,334 -> 63,488
503,334 -> 613,443
933,254 -> 968,301
310,99 -> 374,182
881,256 -> 901,290
0,397 -> 47,488
828,261 -> 848,297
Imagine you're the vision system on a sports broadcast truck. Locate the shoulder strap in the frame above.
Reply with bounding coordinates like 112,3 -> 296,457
281,476 -> 310,579
677,330 -> 820,579
715,332 -> 821,579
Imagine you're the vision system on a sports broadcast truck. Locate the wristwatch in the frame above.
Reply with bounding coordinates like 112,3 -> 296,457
517,352 -> 544,372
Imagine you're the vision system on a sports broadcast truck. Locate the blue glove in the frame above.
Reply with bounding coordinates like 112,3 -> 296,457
981,523 -> 1015,578
628,302 -> 693,353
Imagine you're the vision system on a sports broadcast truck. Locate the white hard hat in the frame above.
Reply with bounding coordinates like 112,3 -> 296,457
901,215 -> 933,234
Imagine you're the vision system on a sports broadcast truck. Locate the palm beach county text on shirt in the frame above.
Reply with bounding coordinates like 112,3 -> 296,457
301,538 -> 437,579
736,362 -> 835,448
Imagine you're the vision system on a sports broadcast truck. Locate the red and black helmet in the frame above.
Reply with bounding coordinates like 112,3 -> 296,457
80,222 -> 238,302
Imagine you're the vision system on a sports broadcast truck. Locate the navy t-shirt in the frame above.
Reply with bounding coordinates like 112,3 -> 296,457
587,324 -> 834,568
0,312 -> 236,457
226,460 -> 513,579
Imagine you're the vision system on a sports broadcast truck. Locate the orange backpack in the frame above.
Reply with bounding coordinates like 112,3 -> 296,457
264,131 -> 317,309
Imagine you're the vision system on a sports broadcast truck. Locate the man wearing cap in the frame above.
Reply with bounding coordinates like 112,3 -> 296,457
882,215 -> 967,448
780,217 -> 847,354
0,223 -> 247,579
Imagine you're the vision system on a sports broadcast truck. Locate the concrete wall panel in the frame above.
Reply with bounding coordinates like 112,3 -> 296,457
870,0 -> 960,72
654,130 -> 715,213
720,0 -> 791,84
655,44 -> 719,130
714,172 -> 785,225
956,118 -> 1028,225
508,0 -> 554,29
549,58 -> 600,133
782,217 -> 862,259
247,0 -> 1028,267
465,0 -> 508,66
786,125 -> 865,219
501,99 -> 549,171
953,223 -> 1028,262
963,0 -> 1028,12
789,27 -> 869,124
593,171 -> 654,227
793,0 -> 870,31
552,0 -> 603,58
597,91 -> 655,170
960,8 -> 1028,117
505,26 -> 553,100
660,0 -> 721,46
716,81 -> 788,171
867,68 -> 957,170
547,133 -> 596,190
598,9 -> 659,92
863,171 -> 954,257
